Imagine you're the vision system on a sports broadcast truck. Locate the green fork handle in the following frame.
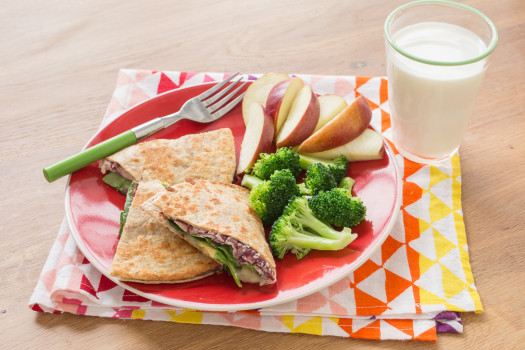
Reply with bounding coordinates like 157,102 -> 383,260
43,130 -> 137,183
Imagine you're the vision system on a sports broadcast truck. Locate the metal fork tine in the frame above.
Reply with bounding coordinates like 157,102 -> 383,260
202,77 -> 243,107
207,80 -> 248,113
198,72 -> 239,100
210,91 -> 245,119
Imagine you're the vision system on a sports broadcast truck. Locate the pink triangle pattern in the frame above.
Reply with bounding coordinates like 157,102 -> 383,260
334,77 -> 357,98
220,313 -> 262,330
296,292 -> 329,314
128,84 -> 153,108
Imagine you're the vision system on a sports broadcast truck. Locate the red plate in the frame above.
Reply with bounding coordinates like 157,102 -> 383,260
66,82 -> 402,311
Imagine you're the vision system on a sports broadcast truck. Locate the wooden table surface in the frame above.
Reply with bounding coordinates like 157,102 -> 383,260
2,0 -> 524,348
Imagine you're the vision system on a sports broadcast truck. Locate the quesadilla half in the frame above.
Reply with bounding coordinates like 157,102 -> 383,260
142,179 -> 277,287
110,180 -> 221,283
100,128 -> 236,191
107,128 -> 237,283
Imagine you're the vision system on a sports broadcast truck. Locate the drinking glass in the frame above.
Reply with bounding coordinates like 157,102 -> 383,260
384,0 -> 497,164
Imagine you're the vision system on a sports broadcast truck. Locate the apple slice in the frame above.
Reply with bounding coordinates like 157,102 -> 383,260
296,96 -> 372,154
276,85 -> 320,148
242,72 -> 290,125
302,128 -> 384,162
237,103 -> 275,175
265,77 -> 305,134
314,94 -> 348,132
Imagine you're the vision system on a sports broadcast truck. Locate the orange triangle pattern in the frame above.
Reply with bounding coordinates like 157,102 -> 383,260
336,317 -> 353,336
363,96 -> 379,110
385,270 -> 413,302
352,259 -> 381,286
355,76 -> 373,90
416,327 -> 438,342
354,288 -> 389,316
403,157 -> 426,180
352,319 -> 381,339
403,181 -> 424,209
379,78 -> 389,105
380,110 -> 391,134
381,235 -> 404,263
385,319 -> 415,339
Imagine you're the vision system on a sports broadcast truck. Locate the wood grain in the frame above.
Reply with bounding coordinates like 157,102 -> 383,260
1,0 -> 524,348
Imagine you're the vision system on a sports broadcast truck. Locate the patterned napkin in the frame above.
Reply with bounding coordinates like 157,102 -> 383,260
30,70 -> 482,342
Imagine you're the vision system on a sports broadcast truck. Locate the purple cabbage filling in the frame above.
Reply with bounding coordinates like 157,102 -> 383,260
99,160 -> 134,180
174,220 -> 275,282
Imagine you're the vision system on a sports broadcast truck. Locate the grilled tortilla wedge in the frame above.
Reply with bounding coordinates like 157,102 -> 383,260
108,128 -> 237,283
110,180 -> 221,283
142,179 -> 277,287
100,128 -> 236,185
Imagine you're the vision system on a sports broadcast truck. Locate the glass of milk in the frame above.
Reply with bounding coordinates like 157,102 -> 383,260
384,0 -> 497,164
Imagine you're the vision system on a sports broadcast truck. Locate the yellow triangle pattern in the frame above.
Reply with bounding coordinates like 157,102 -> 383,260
281,315 -> 324,335
281,315 -> 295,331
451,154 -> 461,179
419,253 -> 436,275
289,316 -> 324,335
429,192 -> 452,223
419,288 -> 446,306
452,178 -> 462,212
440,264 -> 468,299
328,317 -> 340,324
414,154 -> 483,312
131,309 -> 146,320
419,288 -> 466,312
429,166 -> 450,188
434,228 -> 457,260
454,211 -> 484,312
165,310 -> 203,324
418,219 -> 431,237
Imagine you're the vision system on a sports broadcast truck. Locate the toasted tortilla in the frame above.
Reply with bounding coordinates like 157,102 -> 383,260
110,181 -> 221,283
142,179 -> 277,285
100,128 -> 236,184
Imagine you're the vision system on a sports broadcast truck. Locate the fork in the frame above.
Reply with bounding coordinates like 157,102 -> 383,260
43,73 -> 247,183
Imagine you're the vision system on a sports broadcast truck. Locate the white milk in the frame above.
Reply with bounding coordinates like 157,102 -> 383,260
387,22 -> 488,161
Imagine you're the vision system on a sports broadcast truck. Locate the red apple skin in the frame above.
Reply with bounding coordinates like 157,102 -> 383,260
303,128 -> 385,162
265,77 -> 304,134
236,104 -> 275,175
296,96 -> 372,154
276,87 -> 320,148
242,73 -> 290,125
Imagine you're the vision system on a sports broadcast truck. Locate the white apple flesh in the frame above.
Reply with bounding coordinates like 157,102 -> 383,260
237,104 -> 275,175
296,96 -> 372,154
242,73 -> 290,125
265,77 -> 305,134
314,94 -> 348,132
276,85 -> 320,148
302,128 -> 384,162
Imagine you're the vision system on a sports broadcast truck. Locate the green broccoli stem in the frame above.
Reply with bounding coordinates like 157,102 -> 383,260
297,183 -> 311,195
241,174 -> 263,190
286,231 -> 354,250
298,154 -> 330,170
296,204 -> 347,240
339,177 -> 355,192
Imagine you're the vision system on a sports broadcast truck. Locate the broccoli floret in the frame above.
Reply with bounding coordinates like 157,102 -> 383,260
269,196 -> 357,259
297,162 -> 337,196
308,188 -> 366,227
249,147 -> 302,180
241,169 -> 300,226
298,154 -> 349,183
